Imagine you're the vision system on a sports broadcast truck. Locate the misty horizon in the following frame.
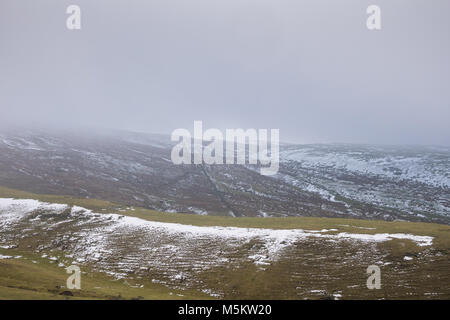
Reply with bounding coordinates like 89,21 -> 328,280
2,122 -> 450,149
1,0 -> 449,146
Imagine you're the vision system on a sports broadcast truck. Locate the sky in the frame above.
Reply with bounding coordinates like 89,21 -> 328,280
1,0 -> 449,145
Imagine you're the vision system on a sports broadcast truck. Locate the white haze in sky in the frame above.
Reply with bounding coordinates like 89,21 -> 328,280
0,0 -> 449,145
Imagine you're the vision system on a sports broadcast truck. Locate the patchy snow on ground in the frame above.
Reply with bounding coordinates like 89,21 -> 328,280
0,198 -> 434,257
0,198 -> 68,229
0,198 -> 435,294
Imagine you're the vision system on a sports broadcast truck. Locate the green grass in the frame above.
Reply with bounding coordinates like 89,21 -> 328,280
0,248 -> 207,300
0,186 -> 119,212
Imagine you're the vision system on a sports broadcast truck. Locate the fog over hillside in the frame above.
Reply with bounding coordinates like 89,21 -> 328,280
0,127 -> 448,224
1,0 -> 449,145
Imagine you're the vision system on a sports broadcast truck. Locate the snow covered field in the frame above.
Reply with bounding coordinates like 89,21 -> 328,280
1,198 -> 444,299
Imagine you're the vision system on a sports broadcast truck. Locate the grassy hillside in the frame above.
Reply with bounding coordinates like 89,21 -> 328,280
0,248 -> 207,300
1,185 -> 449,300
